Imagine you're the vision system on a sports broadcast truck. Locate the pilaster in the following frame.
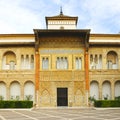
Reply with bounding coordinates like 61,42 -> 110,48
85,51 -> 89,106
85,51 -> 89,91
35,51 -> 40,106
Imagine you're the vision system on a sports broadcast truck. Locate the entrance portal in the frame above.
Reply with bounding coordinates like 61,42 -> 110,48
57,88 -> 68,106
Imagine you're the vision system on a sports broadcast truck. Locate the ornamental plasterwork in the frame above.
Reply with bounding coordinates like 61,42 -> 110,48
40,49 -> 83,54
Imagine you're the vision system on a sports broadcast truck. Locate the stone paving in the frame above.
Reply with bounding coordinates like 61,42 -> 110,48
0,108 -> 120,120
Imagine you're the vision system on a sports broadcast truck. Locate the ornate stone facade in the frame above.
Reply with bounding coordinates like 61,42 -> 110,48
0,13 -> 120,107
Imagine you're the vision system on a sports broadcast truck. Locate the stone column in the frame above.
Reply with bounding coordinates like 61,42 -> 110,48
99,82 -> 102,100
6,84 -> 9,100
111,81 -> 115,100
103,52 -> 107,69
16,51 -> 20,70
21,83 -> 24,100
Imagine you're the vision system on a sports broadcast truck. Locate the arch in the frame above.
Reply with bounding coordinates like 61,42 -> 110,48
107,51 -> 118,69
90,81 -> 99,100
102,81 -> 111,100
0,82 -> 6,100
24,81 -> 35,101
41,89 -> 50,104
115,80 -> 120,98
2,51 -> 16,70
10,81 -> 20,100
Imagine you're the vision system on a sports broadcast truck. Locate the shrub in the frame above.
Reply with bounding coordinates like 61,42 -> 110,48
115,96 -> 120,100
0,96 -> 4,100
25,95 -> 33,101
94,100 -> 120,107
0,100 -> 33,108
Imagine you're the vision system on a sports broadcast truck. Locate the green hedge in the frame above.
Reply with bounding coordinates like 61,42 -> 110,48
94,100 -> 120,107
0,101 -> 33,108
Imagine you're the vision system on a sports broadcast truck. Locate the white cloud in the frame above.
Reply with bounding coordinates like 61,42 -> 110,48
0,0 -> 119,33
81,0 -> 120,33
0,0 -> 43,33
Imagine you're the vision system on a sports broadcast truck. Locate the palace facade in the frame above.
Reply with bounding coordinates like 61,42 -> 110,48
0,11 -> 120,107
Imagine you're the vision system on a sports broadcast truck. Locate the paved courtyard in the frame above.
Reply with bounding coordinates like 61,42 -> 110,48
0,108 -> 120,120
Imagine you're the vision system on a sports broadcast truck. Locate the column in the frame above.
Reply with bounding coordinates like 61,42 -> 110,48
28,55 -> 31,69
85,51 -> 89,106
23,55 -> 26,69
111,82 -> 115,100
35,52 -> 39,106
6,84 -> 9,100
21,83 -> 24,100
103,52 -> 106,69
99,82 -> 102,100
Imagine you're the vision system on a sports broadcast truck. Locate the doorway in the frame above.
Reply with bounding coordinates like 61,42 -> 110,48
57,88 -> 68,106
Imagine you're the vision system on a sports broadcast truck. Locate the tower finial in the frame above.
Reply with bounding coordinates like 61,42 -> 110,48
60,6 -> 63,15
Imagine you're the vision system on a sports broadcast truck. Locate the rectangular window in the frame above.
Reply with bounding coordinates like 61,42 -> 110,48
75,57 -> 82,70
56,57 -> 68,70
42,57 -> 49,70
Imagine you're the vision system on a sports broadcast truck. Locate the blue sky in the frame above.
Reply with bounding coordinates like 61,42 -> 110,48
0,0 -> 120,34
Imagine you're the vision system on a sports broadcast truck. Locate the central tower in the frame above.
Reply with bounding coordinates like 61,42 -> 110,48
45,9 -> 78,29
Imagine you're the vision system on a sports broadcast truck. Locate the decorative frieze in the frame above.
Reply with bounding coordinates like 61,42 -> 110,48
40,71 -> 85,81
40,49 -> 83,54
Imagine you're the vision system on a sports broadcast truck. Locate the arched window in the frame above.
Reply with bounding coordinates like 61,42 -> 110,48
21,55 -> 34,70
24,81 -> 35,101
31,55 -> 34,69
90,54 -> 102,69
0,82 -> 6,100
56,57 -> 68,70
115,81 -> 120,98
107,51 -> 118,69
90,81 -> 99,100
42,57 -> 49,70
2,51 -> 16,70
102,81 -> 111,100
21,55 -> 24,69
10,81 -> 20,100
75,57 -> 82,70
26,55 -> 29,69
